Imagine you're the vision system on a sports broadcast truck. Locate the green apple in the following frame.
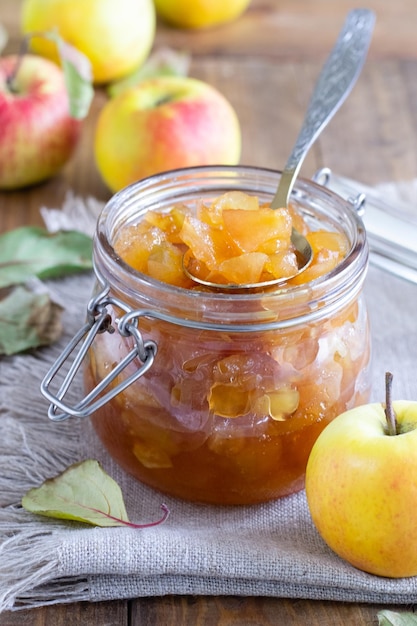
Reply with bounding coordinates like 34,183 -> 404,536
21,0 -> 156,85
153,0 -> 251,29
305,376 -> 417,578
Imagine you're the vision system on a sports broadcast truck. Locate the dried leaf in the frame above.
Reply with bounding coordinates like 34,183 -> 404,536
0,226 -> 93,288
0,283 -> 63,355
108,47 -> 191,98
22,459 -> 170,528
45,31 -> 94,119
378,610 -> 417,626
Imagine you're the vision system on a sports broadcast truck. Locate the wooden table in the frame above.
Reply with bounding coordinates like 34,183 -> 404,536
1,0 -> 417,623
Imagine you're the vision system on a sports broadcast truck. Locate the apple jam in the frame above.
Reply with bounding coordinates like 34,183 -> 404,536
85,166 -> 371,505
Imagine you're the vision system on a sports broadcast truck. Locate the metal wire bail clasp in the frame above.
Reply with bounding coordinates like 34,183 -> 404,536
313,167 -> 367,216
40,283 -> 157,421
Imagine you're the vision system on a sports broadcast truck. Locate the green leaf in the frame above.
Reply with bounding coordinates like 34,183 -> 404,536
0,283 -> 63,355
22,459 -> 170,528
378,610 -> 417,626
108,47 -> 191,98
45,31 -> 94,119
0,226 -> 93,288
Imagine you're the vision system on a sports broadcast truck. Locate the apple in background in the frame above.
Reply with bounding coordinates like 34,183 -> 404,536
21,0 -> 156,85
94,76 -> 241,193
0,54 -> 81,190
154,0 -> 252,29
305,377 -> 417,578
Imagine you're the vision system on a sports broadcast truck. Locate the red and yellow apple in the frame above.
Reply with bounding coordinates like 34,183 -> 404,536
154,0 -> 251,29
0,54 -> 81,190
21,0 -> 156,84
94,76 -> 241,192
305,397 -> 417,578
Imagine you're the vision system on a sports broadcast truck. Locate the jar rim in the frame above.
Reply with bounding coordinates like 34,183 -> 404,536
94,165 -> 368,329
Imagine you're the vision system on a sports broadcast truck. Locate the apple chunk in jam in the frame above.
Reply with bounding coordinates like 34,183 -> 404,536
115,191 -> 349,288
86,189 -> 371,505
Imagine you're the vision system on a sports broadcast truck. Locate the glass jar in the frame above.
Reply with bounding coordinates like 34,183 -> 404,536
71,166 -> 372,505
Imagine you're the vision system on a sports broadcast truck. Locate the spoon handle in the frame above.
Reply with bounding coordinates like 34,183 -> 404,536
271,9 -> 376,210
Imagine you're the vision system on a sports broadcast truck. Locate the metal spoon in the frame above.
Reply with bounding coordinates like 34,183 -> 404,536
184,8 -> 376,291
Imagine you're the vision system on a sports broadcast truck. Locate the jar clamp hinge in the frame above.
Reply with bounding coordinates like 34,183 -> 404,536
313,167 -> 366,215
40,283 -> 158,421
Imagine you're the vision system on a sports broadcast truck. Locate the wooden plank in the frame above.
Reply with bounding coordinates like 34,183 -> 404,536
0,597 -> 412,625
131,596 -> 404,625
154,0 -> 417,61
3,0 -> 417,61
0,600 -> 128,626
318,60 -> 417,184
153,56 -> 417,187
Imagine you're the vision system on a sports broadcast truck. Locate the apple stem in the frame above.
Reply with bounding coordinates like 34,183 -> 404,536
384,371 -> 398,436
6,35 -> 32,94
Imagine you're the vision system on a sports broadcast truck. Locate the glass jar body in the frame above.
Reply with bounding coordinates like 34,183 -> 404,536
85,166 -> 371,505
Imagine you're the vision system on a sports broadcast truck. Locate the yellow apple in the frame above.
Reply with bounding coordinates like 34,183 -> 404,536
21,0 -> 156,84
94,76 -> 241,192
154,0 -> 251,29
0,54 -> 81,189
305,397 -> 417,578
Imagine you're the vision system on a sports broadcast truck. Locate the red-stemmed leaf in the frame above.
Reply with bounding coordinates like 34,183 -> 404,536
22,459 -> 170,528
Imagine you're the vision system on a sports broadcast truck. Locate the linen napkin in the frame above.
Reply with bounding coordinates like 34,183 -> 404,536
1,182 -> 417,613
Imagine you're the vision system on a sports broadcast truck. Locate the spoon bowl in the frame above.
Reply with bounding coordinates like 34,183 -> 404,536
183,226 -> 313,292
183,9 -> 375,291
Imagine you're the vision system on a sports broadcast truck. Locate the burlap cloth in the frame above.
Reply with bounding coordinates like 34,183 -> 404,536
1,183 -> 417,612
